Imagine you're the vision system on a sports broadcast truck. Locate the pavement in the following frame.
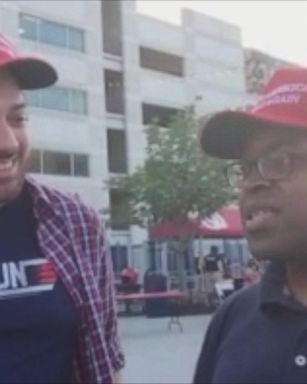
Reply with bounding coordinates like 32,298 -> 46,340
118,314 -> 212,384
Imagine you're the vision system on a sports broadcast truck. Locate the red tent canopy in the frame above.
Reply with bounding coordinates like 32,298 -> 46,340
149,206 -> 243,240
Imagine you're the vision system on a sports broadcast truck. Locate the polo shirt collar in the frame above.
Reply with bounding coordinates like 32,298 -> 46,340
260,261 -> 307,313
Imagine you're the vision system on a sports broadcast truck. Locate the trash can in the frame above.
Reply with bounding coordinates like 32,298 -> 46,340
143,270 -> 168,318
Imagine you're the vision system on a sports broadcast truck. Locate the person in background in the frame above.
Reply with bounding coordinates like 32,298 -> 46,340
194,66 -> 307,384
203,246 -> 223,302
0,32 -> 124,383
229,259 -> 245,291
121,266 -> 139,285
244,258 -> 261,285
205,245 -> 223,280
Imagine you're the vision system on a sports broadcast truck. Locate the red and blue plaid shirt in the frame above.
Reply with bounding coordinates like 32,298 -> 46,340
26,177 -> 124,383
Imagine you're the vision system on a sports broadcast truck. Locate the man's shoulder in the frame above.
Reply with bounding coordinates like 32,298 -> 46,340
222,282 -> 260,310
194,284 -> 262,380
213,283 -> 261,328
26,177 -> 100,227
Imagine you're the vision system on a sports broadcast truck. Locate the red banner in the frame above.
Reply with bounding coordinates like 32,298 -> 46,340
149,206 -> 243,239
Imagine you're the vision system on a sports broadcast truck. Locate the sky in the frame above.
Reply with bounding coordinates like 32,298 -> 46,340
136,1 -> 307,66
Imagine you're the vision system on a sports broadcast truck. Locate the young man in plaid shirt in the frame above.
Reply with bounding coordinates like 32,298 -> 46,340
0,32 -> 124,383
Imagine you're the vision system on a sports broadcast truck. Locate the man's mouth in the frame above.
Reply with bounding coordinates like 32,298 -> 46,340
0,158 -> 15,171
0,157 -> 18,176
244,208 -> 278,232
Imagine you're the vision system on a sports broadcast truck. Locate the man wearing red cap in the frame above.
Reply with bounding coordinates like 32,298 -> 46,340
194,67 -> 307,384
0,33 -> 124,383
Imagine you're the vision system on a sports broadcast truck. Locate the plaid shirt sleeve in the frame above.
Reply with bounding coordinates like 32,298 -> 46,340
96,218 -> 125,372
28,178 -> 125,381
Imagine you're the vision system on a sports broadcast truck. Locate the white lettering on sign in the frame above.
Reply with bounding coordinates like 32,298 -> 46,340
200,213 -> 227,230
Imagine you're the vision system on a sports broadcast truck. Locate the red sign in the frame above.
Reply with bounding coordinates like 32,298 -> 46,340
150,206 -> 242,239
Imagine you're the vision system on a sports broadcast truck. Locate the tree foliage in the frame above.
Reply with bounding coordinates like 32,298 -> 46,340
109,107 -> 234,231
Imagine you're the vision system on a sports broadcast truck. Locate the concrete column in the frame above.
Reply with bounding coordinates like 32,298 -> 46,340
121,1 -> 148,246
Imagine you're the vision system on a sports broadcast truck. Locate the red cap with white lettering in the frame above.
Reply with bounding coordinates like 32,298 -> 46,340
0,32 -> 57,89
200,67 -> 307,159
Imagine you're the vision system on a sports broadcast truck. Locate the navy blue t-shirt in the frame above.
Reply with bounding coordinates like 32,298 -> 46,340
0,187 -> 79,384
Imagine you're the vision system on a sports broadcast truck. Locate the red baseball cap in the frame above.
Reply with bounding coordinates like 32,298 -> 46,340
200,67 -> 307,159
0,32 -> 57,89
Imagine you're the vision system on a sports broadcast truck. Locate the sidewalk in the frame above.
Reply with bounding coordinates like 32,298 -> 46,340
119,314 -> 212,384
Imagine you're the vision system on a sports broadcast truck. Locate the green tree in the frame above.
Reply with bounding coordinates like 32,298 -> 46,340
109,107 -> 234,290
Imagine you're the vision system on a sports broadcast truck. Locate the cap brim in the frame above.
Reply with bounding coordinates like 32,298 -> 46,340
200,109 -> 307,159
200,110 -> 259,159
2,57 -> 58,90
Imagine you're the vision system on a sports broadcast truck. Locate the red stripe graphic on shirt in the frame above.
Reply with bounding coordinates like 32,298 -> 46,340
36,261 -> 57,284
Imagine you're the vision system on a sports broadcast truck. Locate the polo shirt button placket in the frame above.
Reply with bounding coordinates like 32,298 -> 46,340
294,355 -> 307,367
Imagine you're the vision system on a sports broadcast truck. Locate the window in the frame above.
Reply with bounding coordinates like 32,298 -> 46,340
19,13 -> 85,52
110,189 -> 129,230
140,46 -> 184,77
24,90 -> 39,108
107,129 -> 127,173
167,245 -> 193,273
111,245 -> 128,276
68,26 -> 85,52
40,19 -> 66,48
27,149 -> 41,173
73,154 -> 89,177
19,14 -> 37,40
101,0 -> 122,56
104,70 -> 125,114
43,151 -> 71,175
28,149 -> 89,177
70,89 -> 87,115
24,86 -> 87,115
40,87 -> 69,112
142,103 -> 181,126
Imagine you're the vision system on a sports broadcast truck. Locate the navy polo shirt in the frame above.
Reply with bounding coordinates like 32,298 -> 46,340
194,262 -> 307,384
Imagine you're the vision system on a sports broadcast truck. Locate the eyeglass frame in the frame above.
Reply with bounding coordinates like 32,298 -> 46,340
225,148 -> 307,189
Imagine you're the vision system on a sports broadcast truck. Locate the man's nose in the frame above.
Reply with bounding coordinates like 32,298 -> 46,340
0,119 -> 19,153
241,165 -> 271,192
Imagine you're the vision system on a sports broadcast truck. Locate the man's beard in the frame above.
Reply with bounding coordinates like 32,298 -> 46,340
0,171 -> 25,205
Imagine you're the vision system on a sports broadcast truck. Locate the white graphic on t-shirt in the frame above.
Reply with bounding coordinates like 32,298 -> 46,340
0,259 -> 56,299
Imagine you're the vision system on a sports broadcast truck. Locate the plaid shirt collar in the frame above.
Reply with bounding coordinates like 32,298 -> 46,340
26,176 -> 68,217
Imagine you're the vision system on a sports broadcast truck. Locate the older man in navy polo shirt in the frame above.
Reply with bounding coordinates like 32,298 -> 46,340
194,67 -> 307,384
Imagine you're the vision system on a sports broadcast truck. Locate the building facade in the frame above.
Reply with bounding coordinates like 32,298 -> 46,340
0,0 -> 248,280
245,48 -> 294,95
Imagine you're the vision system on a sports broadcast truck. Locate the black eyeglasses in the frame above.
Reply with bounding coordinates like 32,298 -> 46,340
226,149 -> 307,189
